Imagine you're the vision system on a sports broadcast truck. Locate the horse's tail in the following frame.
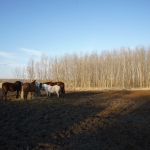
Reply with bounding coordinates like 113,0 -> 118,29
62,83 -> 65,98
23,87 -> 28,100
2,83 -> 4,100
63,83 -> 65,94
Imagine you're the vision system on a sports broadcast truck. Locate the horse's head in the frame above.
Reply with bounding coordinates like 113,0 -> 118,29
35,82 -> 43,89
40,83 -> 43,89
42,84 -> 47,89
15,81 -> 22,85
31,80 -> 36,84
15,81 -> 22,90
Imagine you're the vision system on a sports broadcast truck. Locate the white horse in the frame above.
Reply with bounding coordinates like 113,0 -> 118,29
42,84 -> 61,98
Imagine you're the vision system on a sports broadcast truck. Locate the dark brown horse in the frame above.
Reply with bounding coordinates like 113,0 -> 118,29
23,80 -> 36,100
42,81 -> 65,98
2,81 -> 22,100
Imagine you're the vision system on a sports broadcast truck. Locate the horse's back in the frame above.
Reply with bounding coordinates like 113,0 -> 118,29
23,83 -> 31,91
31,81 -> 36,91
15,81 -> 22,90
2,82 -> 11,92
23,82 -> 36,92
3,81 -> 22,91
53,82 -> 65,91
44,82 -> 53,86
52,82 -> 65,91
54,85 -> 60,92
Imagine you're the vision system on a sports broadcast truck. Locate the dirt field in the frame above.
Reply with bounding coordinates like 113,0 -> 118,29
0,89 -> 150,150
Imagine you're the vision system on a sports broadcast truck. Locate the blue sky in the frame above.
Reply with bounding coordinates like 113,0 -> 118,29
0,0 -> 150,78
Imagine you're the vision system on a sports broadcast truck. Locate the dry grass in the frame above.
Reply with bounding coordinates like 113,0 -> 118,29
0,90 -> 150,150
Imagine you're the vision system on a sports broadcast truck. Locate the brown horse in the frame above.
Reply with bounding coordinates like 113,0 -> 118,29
23,80 -> 36,100
42,81 -> 65,98
2,81 -> 22,100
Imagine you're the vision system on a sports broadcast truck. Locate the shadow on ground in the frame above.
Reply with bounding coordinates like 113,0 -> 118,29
0,90 -> 150,150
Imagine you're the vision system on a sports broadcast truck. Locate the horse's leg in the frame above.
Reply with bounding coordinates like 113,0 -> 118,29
46,91 -> 49,98
26,91 -> 28,100
59,91 -> 61,98
49,92 -> 52,98
16,90 -> 19,99
33,92 -> 35,99
5,91 -> 7,100
2,87 -> 7,100
2,89 -> 4,100
57,92 -> 59,98
60,91 -> 61,98
63,90 -> 65,98
62,91 -> 64,98
23,88 -> 28,101
56,91 -> 59,98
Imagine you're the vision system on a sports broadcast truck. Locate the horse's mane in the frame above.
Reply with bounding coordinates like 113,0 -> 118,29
31,80 -> 36,84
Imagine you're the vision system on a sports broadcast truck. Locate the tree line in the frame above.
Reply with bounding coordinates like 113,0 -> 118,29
13,46 -> 150,89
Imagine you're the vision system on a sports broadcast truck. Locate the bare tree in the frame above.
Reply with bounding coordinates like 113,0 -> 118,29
26,57 -> 35,82
21,65 -> 27,82
12,66 -> 21,80
35,61 -> 42,82
41,53 -> 48,82
24,46 -> 150,90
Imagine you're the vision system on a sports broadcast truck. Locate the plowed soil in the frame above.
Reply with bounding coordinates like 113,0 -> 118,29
0,89 -> 150,150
